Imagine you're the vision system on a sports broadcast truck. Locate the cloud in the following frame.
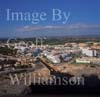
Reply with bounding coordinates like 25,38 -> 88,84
68,23 -> 100,29
17,25 -> 63,32
17,23 -> 100,34
18,25 -> 42,32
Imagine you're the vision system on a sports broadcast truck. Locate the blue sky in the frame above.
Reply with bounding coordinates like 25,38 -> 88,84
0,0 -> 100,38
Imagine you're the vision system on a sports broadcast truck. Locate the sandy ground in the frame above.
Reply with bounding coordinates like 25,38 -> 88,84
0,63 -> 100,95
55,63 -> 100,78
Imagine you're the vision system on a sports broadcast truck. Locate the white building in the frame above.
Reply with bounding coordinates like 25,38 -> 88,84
80,47 -> 97,57
76,57 -> 100,64
76,59 -> 90,64
47,55 -> 61,64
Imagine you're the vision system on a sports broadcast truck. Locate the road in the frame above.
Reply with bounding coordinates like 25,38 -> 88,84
0,67 -> 35,75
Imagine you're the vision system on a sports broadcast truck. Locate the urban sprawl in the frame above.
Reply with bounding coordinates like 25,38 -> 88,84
0,37 -> 100,95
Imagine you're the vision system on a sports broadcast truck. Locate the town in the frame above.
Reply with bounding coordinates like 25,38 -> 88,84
0,36 -> 100,95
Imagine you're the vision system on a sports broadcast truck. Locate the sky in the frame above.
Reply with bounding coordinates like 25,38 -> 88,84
0,0 -> 100,38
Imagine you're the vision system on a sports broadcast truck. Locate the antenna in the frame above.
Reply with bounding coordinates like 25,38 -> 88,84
36,37 -> 38,49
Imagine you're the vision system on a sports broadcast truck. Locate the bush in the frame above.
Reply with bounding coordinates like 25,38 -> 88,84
0,47 -> 17,55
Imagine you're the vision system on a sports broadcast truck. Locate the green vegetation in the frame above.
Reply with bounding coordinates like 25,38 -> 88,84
15,64 -> 32,69
1,36 -> 100,46
0,46 -> 17,55
16,37 -> 100,45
